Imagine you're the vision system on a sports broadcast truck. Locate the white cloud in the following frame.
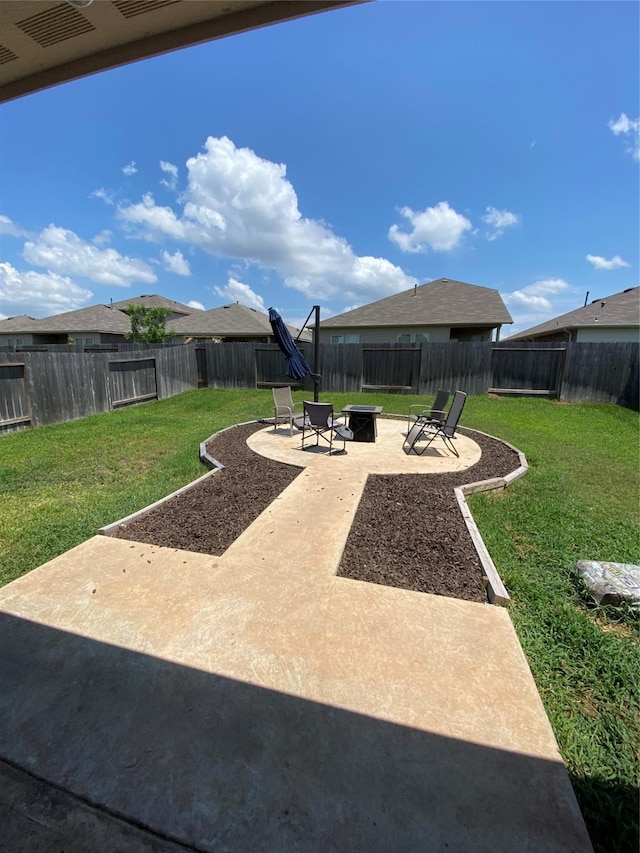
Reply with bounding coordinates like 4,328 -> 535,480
388,202 -> 472,253
23,224 -> 157,287
160,161 -> 179,191
608,113 -> 640,162
122,161 -> 137,176
119,193 -> 191,242
187,300 -> 205,311
0,214 -> 24,237
161,249 -> 191,276
586,253 -> 629,270
118,135 -> 416,303
90,187 -> 116,205
92,229 -> 112,247
482,206 -> 521,241
0,261 -> 92,316
214,276 -> 266,312
503,278 -> 571,313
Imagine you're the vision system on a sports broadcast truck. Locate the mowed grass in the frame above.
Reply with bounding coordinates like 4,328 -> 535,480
458,396 -> 640,853
0,388 -> 264,586
1,389 -> 638,851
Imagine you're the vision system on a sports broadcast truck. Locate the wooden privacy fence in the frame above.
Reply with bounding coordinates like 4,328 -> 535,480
0,340 -> 637,431
490,347 -> 566,397
109,357 -> 157,408
361,346 -> 421,392
0,346 -> 197,432
196,341 -> 638,407
0,362 -> 30,429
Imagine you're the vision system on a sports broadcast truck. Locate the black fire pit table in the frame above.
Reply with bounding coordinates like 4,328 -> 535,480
341,405 -> 383,442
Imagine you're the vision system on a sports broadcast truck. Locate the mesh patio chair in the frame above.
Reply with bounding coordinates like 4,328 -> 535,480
272,386 -> 303,436
406,389 -> 451,432
293,401 -> 353,454
404,390 -> 467,457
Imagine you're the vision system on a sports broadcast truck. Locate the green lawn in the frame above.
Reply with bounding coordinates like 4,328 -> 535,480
1,389 -> 638,851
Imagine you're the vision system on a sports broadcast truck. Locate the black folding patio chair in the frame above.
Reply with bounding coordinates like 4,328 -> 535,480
406,389 -> 451,432
293,401 -> 353,454
403,390 -> 467,457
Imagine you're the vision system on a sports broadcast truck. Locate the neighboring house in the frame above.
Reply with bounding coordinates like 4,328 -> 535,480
0,297 -> 195,347
0,315 -> 39,347
504,287 -> 640,343
168,303 -> 311,343
0,297 -> 311,346
0,304 -> 132,346
317,278 -> 513,344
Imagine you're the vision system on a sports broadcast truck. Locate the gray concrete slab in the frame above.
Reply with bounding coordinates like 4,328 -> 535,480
0,759 -> 189,852
0,422 -> 593,851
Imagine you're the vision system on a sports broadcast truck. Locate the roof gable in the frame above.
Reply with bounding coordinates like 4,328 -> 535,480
319,278 -> 512,328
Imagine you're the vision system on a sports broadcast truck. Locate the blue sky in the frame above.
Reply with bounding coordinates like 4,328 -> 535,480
1,0 -> 638,337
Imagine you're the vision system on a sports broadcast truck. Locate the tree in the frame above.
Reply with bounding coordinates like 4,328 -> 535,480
125,305 -> 172,343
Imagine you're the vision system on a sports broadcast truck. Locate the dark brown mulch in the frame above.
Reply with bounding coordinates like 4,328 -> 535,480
111,423 -> 302,555
110,421 -> 521,603
337,428 -> 519,602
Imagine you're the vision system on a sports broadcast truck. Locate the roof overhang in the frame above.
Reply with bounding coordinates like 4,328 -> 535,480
0,0 -> 364,104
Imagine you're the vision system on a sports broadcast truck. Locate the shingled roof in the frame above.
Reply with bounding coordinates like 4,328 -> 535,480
504,287 -> 640,341
110,295 -> 195,316
319,278 -> 512,328
168,303 -> 308,340
35,304 -> 132,334
0,299 -> 312,341
168,303 -> 270,336
0,314 -> 41,333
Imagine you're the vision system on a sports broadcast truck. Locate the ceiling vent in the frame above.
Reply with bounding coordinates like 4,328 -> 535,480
16,3 -> 95,48
114,0 -> 181,20
0,45 -> 18,65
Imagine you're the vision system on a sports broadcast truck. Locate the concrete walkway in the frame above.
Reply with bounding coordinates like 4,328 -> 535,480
0,420 -> 593,851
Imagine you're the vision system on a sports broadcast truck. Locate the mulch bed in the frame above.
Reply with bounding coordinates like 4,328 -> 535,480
338,428 -> 519,602
110,420 -> 521,603
111,423 -> 302,556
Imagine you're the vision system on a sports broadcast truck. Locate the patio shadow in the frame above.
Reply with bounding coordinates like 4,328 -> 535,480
0,611 -> 593,851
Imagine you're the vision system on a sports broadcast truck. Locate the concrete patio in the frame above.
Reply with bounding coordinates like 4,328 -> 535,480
0,420 -> 593,851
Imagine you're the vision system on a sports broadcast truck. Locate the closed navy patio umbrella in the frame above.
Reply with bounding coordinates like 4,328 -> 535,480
268,307 -> 311,381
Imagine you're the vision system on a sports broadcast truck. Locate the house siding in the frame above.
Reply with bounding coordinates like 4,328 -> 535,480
0,334 -> 34,346
319,326 -> 452,344
576,327 -> 639,343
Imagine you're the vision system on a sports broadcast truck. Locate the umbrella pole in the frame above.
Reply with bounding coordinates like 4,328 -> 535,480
296,304 -> 322,402
313,305 -> 320,402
